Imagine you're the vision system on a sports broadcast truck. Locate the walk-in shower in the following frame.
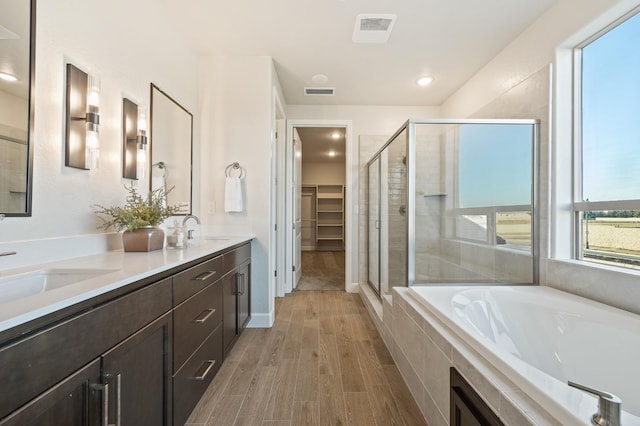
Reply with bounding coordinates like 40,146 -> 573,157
366,119 -> 539,297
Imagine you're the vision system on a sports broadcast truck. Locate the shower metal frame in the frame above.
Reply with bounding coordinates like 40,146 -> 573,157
366,118 -> 540,295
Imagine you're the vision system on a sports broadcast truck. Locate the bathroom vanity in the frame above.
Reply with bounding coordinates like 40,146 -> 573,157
0,237 -> 252,426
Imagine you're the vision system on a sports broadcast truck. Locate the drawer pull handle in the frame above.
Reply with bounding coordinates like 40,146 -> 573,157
193,308 -> 216,323
91,382 -> 109,426
193,360 -> 216,380
193,270 -> 216,281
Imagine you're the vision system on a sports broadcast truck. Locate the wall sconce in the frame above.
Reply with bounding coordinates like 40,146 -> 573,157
122,98 -> 148,179
65,63 -> 100,170
137,106 -> 148,178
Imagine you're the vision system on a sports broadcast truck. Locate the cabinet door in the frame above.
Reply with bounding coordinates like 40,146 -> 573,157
237,261 -> 251,331
0,359 -> 101,426
102,311 -> 172,426
222,271 -> 238,354
451,388 -> 483,426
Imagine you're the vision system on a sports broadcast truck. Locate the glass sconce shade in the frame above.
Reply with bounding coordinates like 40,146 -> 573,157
65,63 -> 100,170
123,99 -> 148,180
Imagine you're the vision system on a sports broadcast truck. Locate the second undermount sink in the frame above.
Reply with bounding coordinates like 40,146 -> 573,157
0,268 -> 118,305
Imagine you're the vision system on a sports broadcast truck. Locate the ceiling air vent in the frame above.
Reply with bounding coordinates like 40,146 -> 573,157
352,14 -> 397,43
304,87 -> 335,96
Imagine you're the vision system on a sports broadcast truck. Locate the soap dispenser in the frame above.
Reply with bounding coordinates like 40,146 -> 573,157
167,220 -> 187,248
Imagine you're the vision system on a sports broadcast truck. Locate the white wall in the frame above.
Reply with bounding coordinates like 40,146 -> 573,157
0,0 -> 199,250
198,55 -> 280,327
301,162 -> 345,186
441,0 -> 619,118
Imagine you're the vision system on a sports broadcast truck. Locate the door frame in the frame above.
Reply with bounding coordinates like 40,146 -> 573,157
283,119 -> 355,293
272,89 -> 286,299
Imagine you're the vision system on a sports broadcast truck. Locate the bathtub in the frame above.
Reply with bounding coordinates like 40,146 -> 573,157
408,285 -> 640,425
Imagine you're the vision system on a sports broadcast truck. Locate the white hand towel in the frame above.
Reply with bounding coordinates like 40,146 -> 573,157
225,176 -> 243,212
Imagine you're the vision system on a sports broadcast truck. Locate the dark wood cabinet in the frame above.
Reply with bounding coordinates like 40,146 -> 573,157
173,324 -> 223,426
450,368 -> 503,426
222,271 -> 239,354
0,359 -> 101,426
172,262 -> 225,426
0,242 -> 251,426
222,256 -> 251,357
237,261 -> 250,331
1,312 -> 173,426
102,311 -> 172,426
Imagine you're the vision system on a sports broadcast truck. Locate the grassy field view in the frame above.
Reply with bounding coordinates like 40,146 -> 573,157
496,212 -> 531,249
583,218 -> 640,268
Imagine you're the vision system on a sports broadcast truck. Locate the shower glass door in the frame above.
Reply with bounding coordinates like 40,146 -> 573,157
368,158 -> 380,295
367,128 -> 408,296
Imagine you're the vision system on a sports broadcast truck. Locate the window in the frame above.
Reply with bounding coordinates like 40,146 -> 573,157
575,10 -> 640,269
454,124 -> 533,251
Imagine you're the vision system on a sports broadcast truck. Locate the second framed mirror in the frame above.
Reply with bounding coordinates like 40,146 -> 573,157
150,83 -> 193,214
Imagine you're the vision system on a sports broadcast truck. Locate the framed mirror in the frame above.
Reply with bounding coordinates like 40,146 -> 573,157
0,0 -> 35,216
150,84 -> 193,214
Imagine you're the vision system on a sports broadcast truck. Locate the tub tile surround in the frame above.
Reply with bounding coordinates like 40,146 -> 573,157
359,284 -> 563,426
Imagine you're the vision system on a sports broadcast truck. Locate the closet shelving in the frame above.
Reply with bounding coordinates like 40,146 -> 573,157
315,184 -> 345,251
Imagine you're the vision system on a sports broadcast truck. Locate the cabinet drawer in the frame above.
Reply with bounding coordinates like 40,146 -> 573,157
223,243 -> 251,271
0,278 -> 172,420
173,324 -> 223,426
173,280 -> 222,372
173,255 -> 223,305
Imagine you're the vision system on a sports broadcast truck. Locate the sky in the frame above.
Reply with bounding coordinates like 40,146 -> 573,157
458,124 -> 533,208
582,11 -> 640,202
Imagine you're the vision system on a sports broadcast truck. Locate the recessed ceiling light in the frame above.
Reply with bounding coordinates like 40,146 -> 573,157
312,74 -> 329,84
0,72 -> 18,82
331,132 -> 341,139
328,151 -> 336,157
417,76 -> 433,87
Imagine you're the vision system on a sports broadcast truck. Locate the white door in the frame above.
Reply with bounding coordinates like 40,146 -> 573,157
292,129 -> 303,288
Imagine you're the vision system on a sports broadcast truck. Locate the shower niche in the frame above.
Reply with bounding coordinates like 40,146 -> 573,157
366,119 -> 539,297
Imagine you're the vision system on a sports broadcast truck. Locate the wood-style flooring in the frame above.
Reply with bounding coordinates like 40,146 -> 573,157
186,291 -> 427,426
296,251 -> 345,291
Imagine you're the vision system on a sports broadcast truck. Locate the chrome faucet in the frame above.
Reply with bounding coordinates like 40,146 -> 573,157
568,381 -> 621,426
182,215 -> 200,240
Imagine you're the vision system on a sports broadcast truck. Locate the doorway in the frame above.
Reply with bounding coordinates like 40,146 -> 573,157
290,125 -> 348,292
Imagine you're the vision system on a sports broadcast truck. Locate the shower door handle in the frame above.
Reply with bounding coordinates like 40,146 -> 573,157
399,205 -> 406,216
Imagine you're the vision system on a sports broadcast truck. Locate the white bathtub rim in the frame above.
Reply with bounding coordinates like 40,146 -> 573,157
407,285 -> 640,426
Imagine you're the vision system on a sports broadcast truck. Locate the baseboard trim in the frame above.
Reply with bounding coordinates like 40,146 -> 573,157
246,311 -> 274,328
346,282 -> 360,293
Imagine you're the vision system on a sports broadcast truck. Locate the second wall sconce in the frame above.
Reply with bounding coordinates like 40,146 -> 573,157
122,98 -> 148,179
65,63 -> 100,170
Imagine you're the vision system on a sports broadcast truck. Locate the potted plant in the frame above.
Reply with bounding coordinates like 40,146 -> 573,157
94,184 -> 180,252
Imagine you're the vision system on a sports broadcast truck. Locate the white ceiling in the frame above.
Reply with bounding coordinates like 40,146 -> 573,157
159,0 -> 558,106
297,127 -> 346,164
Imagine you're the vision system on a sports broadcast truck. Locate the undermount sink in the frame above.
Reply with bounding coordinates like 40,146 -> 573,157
0,268 -> 117,305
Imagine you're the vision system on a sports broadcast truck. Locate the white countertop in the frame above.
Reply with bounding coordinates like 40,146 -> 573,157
0,236 -> 253,335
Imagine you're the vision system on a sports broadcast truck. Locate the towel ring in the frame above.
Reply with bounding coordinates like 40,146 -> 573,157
225,162 -> 245,178
152,161 -> 168,179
